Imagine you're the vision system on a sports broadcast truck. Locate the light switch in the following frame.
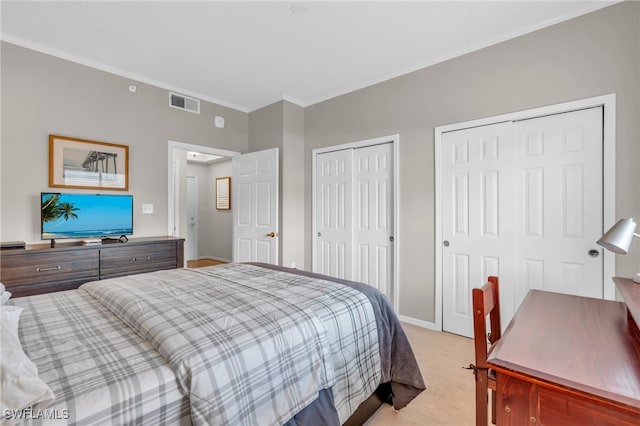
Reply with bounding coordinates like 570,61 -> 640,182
142,204 -> 154,214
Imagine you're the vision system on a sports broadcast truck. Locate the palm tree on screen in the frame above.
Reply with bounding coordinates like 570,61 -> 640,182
41,194 -> 61,223
56,202 -> 79,221
42,195 -> 80,227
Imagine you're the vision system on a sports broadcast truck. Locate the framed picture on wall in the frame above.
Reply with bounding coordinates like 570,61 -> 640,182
216,176 -> 231,210
49,135 -> 129,190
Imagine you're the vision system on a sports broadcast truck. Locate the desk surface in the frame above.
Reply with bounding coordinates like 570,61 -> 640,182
487,289 -> 640,411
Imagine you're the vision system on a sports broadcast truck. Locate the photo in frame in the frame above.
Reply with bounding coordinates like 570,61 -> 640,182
49,135 -> 129,190
216,177 -> 231,210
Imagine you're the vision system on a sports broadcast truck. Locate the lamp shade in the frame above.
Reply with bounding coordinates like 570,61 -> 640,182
597,218 -> 637,254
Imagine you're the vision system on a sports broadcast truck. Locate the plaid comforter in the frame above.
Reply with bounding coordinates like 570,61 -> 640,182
81,263 -> 380,426
10,290 -> 190,426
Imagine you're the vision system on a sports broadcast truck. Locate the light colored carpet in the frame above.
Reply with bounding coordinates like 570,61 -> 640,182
365,323 -> 477,425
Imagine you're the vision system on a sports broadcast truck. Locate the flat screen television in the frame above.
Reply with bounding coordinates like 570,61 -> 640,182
41,192 -> 133,240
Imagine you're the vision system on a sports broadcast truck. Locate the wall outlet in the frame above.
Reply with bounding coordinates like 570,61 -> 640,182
142,204 -> 154,214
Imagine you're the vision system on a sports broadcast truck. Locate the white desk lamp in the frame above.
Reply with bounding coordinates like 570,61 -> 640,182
597,218 -> 640,283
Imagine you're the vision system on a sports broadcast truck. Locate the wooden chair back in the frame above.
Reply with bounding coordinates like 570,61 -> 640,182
471,276 -> 501,426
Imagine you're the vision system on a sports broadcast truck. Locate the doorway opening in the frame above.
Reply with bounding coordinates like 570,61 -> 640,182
168,141 -> 240,266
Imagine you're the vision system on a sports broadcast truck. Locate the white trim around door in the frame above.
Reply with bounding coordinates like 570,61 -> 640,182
312,134 -> 401,311
434,94 -> 616,332
167,140 -> 240,240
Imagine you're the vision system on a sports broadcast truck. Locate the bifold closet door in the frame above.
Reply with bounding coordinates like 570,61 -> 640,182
442,107 -> 604,338
315,149 -> 353,280
511,107 -> 603,308
441,122 -> 515,338
314,143 -> 394,297
353,143 -> 394,296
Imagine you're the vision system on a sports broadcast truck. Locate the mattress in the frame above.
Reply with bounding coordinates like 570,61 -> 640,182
7,263 -> 425,425
10,289 -> 190,425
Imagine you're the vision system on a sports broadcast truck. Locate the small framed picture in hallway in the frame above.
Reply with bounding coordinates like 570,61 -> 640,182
216,176 -> 231,210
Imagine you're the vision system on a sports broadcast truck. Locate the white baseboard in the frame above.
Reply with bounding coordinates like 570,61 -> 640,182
398,315 -> 440,331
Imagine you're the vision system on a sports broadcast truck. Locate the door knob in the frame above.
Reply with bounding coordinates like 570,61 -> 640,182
588,249 -> 600,258
266,232 -> 276,238
443,240 -> 450,247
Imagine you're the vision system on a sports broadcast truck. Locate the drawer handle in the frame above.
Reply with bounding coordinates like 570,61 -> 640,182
133,256 -> 151,262
36,266 -> 62,273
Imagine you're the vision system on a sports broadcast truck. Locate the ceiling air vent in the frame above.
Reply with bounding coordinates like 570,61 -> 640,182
169,92 -> 200,114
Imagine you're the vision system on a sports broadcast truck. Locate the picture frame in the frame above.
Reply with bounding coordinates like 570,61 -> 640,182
49,135 -> 129,191
216,176 -> 231,210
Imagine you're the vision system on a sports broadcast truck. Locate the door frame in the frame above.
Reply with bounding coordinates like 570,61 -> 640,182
434,94 -> 616,332
311,134 -> 400,311
185,175 -> 198,261
167,140 -> 240,249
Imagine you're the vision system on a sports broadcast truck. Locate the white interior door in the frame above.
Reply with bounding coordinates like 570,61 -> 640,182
442,107 -> 604,337
232,148 -> 279,264
441,122 -> 515,337
353,143 -> 394,295
511,108 -> 603,307
315,149 -> 353,279
314,142 -> 394,297
186,175 -> 198,261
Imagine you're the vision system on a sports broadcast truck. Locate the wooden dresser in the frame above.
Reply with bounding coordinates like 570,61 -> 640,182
487,279 -> 640,425
0,237 -> 184,297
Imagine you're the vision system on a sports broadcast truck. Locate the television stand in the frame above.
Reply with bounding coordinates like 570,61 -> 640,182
0,236 -> 184,297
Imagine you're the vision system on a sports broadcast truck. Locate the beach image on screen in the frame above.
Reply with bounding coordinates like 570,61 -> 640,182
41,193 -> 133,239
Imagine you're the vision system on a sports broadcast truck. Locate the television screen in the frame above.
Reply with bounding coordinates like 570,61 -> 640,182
41,193 -> 133,240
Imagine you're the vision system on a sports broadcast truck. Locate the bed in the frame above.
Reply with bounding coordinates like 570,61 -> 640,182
2,263 -> 425,425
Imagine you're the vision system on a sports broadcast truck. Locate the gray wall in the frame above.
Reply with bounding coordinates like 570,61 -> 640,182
303,2 -> 640,323
1,2 -> 637,326
0,42 -> 248,244
282,102 -> 305,269
248,101 -> 306,268
187,160 -> 233,261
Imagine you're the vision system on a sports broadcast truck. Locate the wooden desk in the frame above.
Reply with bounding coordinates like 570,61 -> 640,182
487,283 -> 640,425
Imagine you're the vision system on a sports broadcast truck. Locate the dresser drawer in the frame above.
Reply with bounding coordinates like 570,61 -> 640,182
100,242 -> 177,278
0,237 -> 183,297
0,250 -> 99,296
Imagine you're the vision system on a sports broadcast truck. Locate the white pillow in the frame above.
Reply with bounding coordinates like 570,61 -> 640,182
0,305 -> 55,411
